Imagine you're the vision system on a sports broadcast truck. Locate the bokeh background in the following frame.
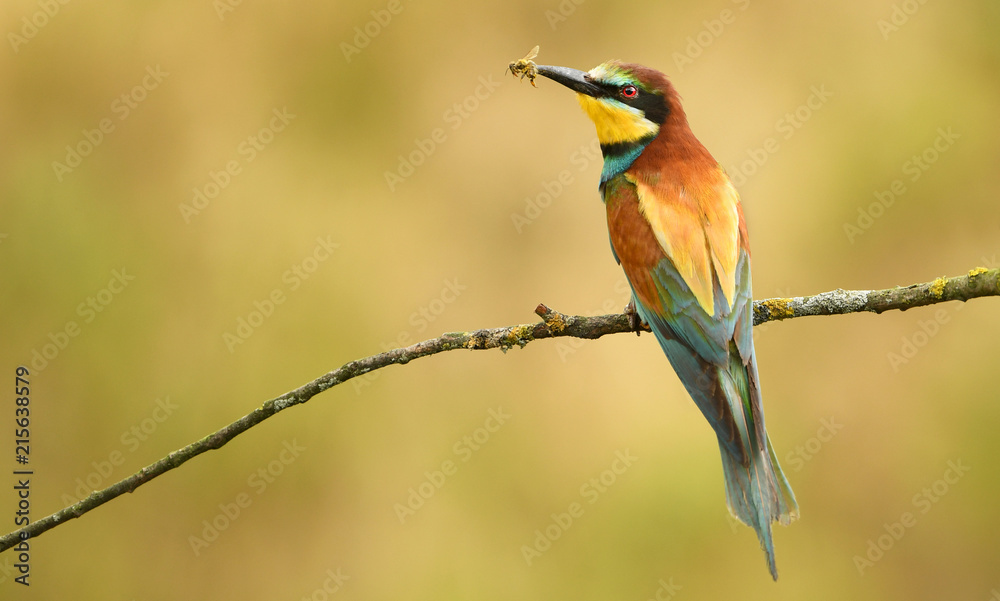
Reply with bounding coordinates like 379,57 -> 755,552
2,0 -> 999,599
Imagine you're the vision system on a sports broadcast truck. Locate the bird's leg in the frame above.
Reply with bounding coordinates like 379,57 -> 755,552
624,299 -> 645,336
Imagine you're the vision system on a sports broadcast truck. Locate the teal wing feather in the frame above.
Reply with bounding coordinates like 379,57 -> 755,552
600,168 -> 797,578
635,250 -> 753,461
631,244 -> 798,580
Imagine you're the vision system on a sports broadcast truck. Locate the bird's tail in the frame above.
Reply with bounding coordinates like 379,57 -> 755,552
718,431 -> 799,580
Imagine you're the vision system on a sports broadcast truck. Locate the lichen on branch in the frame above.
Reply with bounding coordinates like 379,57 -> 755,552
2,267 -> 997,553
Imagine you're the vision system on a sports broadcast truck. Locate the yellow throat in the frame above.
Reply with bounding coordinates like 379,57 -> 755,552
576,94 -> 658,145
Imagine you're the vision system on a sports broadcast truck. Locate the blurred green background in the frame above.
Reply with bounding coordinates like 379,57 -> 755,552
2,0 -> 999,598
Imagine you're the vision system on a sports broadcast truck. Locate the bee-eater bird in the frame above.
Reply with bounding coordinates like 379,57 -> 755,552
530,60 -> 799,579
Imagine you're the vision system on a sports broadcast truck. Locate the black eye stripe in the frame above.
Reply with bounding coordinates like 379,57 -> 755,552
591,81 -> 669,125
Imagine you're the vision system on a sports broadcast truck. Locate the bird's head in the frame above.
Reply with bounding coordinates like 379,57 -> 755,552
535,60 -> 676,146
535,60 -> 684,180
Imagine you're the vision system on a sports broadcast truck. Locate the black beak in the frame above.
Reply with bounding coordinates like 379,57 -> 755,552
536,65 -> 604,98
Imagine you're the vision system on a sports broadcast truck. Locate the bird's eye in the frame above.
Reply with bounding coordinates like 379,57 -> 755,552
621,85 -> 638,99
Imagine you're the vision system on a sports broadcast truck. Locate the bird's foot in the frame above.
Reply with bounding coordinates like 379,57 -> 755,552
624,300 -> 645,336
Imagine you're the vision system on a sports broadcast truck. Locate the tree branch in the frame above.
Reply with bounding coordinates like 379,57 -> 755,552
3,267 -> 997,552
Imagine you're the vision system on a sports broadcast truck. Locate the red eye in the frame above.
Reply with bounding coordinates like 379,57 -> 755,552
621,85 -> 638,98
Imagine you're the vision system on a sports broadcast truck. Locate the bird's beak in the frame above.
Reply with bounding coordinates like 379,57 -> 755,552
535,65 -> 604,98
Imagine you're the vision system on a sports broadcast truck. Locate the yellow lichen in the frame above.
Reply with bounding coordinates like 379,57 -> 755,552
760,298 -> 794,319
929,276 -> 948,300
543,312 -> 567,333
503,324 -> 534,349
968,267 -> 989,278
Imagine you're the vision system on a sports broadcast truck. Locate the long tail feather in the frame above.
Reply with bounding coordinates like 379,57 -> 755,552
718,417 -> 798,578
630,254 -> 798,578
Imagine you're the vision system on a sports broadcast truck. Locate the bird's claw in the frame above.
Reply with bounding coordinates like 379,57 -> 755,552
624,300 -> 645,336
